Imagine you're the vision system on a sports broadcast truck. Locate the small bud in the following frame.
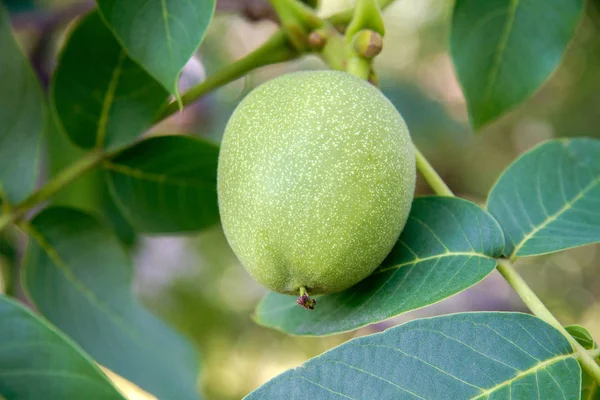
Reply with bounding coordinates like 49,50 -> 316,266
308,30 -> 327,50
352,29 -> 383,59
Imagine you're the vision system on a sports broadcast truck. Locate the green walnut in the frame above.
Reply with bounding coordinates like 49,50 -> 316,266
217,70 -> 415,309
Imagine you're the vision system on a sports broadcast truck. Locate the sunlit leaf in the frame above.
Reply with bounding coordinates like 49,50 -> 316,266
254,197 -> 504,336
0,294 -> 125,400
106,135 -> 220,233
96,0 -> 216,95
451,0 -> 584,129
0,5 -> 44,204
22,207 -> 201,400
247,312 -> 581,399
52,11 -> 168,150
487,138 -> 600,258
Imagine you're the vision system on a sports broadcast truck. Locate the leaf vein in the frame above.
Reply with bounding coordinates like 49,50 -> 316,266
482,0 -> 519,109
471,355 -> 573,399
96,50 -> 127,148
511,176 -> 600,258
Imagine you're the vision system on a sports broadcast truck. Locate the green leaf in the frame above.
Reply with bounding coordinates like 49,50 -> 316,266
246,312 -> 581,399
0,5 -> 44,204
254,197 -> 504,336
583,370 -> 600,400
487,138 -> 600,258
451,0 -> 584,130
22,207 -> 201,400
45,112 -> 137,248
0,231 -> 16,295
0,294 -> 125,400
106,135 -> 220,233
566,325 -> 596,350
51,11 -> 168,151
2,0 -> 36,12
96,0 -> 216,96
101,177 -> 137,248
566,324 -> 599,400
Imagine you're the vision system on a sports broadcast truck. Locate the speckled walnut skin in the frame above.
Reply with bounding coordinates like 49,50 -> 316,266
218,70 -> 416,296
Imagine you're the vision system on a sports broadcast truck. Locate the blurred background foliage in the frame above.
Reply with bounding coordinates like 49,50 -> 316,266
1,0 -> 600,399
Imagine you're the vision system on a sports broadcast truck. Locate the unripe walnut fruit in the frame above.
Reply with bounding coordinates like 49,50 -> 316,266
217,71 -> 415,305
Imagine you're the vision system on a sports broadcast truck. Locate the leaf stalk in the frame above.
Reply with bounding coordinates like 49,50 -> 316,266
159,0 -> 396,119
413,139 -> 600,384
268,0 -> 323,51
0,150 -> 105,233
497,259 -> 600,383
413,145 -> 454,196
157,31 -> 297,120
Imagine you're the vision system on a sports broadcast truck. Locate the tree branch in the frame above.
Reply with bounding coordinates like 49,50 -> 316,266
413,145 -> 454,197
497,259 -> 600,383
157,31 -> 297,120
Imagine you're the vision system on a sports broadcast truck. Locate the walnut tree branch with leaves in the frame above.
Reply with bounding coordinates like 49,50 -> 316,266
0,0 -> 598,399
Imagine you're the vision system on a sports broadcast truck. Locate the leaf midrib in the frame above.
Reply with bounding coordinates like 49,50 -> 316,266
105,161 -> 217,189
482,0 -> 520,114
23,222 -> 190,374
376,252 -> 492,274
511,175 -> 600,258
160,0 -> 175,85
471,353 -> 573,399
24,224 -> 140,340
96,50 -> 127,148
